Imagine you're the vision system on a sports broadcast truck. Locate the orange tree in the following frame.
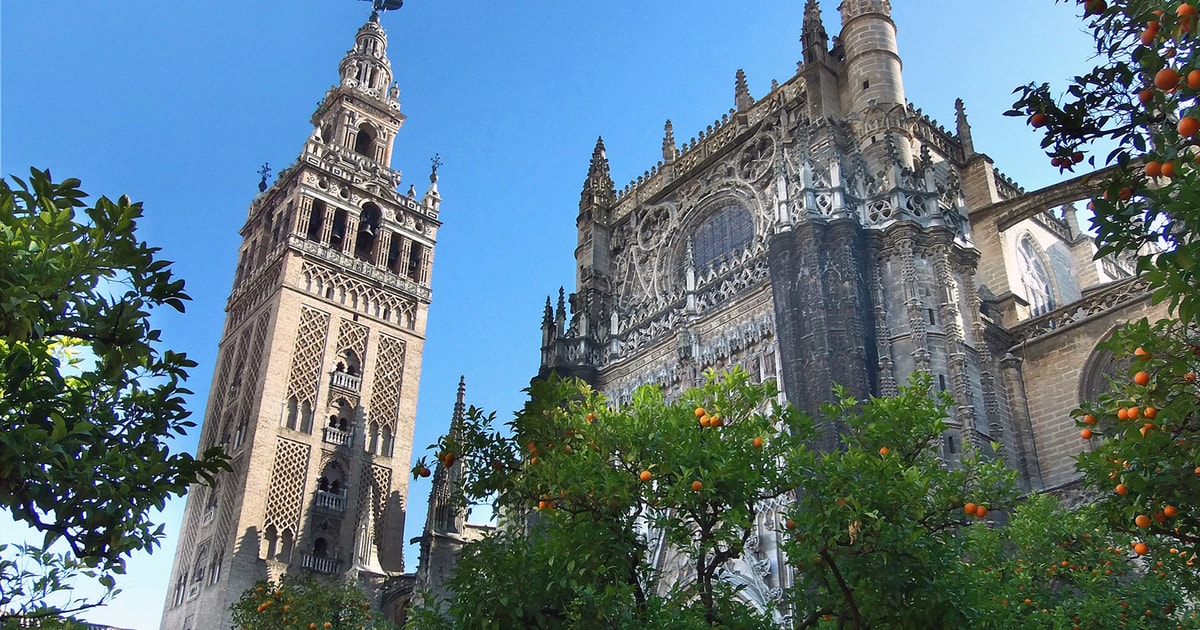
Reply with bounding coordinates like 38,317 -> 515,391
1012,0 -> 1200,595
408,370 -> 1188,628
229,574 -> 396,630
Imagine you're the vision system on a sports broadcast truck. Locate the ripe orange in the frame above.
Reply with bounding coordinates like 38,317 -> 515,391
1135,542 -> 1150,555
1145,160 -> 1163,177
752,436 -> 764,448
1180,3 -> 1196,17
692,480 -> 703,492
1154,510 -> 1168,524
1083,414 -> 1097,425
1116,483 -> 1128,495
1156,67 -> 1181,90
1030,113 -> 1048,127
1129,406 -> 1141,420
1180,116 -> 1200,137
310,624 -> 317,629
586,412 -> 596,423
639,470 -> 652,482
695,407 -> 707,418
1119,187 -> 1134,201
1144,407 -> 1158,419
964,502 -> 978,515
879,446 -> 890,456
324,623 -> 332,629
1135,371 -> 1151,385
1142,24 -> 1160,45
1136,514 -> 1151,528
530,457 -> 539,465
699,416 -> 711,427
1164,505 -> 1178,518
1161,161 -> 1177,178
1135,346 -> 1151,359
1140,88 -> 1155,104
1191,70 -> 1200,89
975,505 -> 989,518
785,518 -> 797,529
710,416 -> 723,427
1081,428 -> 1094,440
1118,407 -> 1130,421
1185,372 -> 1196,383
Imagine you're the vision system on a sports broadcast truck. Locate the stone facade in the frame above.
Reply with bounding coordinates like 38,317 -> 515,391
160,13 -> 439,630
531,0 -> 1146,622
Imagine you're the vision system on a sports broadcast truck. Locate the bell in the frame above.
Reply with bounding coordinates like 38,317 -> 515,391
360,223 -> 375,237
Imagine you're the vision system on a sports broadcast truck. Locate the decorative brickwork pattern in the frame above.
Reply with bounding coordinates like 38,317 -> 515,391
300,260 -> 417,329
368,334 -> 406,431
264,438 -> 311,533
285,307 -> 331,405
336,318 -> 370,365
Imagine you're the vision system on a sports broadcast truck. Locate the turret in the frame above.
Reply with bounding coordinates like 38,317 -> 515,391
838,0 -> 912,168
801,0 -> 830,64
426,377 -> 467,535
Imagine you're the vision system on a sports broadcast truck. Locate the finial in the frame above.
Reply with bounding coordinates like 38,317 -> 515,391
663,120 -> 678,162
955,98 -> 975,158
430,153 -> 442,183
361,0 -> 403,20
735,69 -> 753,112
257,162 -> 271,193
802,0 -> 830,64
542,296 -> 554,326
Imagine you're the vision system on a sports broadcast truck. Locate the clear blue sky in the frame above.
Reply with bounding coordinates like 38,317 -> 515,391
2,2 -> 1096,627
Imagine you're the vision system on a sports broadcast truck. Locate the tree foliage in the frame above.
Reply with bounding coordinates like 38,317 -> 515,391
0,169 -> 227,622
1010,0 -> 1200,325
230,574 -> 398,630
408,370 -> 1189,628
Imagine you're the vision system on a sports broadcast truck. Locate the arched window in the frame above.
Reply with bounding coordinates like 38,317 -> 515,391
313,537 -> 329,557
279,529 -> 294,563
367,422 -> 380,454
285,398 -> 298,430
354,125 -> 375,158
300,401 -> 314,434
329,209 -> 348,251
263,525 -> 278,560
356,204 -> 381,262
306,200 -> 326,242
342,350 -> 361,376
381,426 -> 394,458
1018,235 -> 1057,317
690,204 -> 754,273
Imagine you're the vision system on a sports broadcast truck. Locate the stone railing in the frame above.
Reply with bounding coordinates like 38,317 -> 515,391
322,426 -> 353,447
1009,277 -> 1150,344
289,236 -> 433,302
301,554 -> 340,575
330,370 -> 362,392
314,490 -> 346,512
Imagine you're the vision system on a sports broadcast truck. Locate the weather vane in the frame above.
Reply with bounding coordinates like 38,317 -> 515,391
360,0 -> 403,18
257,162 -> 271,193
430,153 -> 442,182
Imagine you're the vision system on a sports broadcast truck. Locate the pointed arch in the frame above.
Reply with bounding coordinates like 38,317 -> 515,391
354,124 -> 376,159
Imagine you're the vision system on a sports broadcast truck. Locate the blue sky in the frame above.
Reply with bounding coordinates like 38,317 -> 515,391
2,1 -> 1096,627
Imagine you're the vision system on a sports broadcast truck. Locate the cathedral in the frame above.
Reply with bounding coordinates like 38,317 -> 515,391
161,1 -> 1168,627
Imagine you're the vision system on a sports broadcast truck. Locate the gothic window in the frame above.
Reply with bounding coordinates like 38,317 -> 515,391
407,243 -> 426,283
313,537 -> 329,557
1017,234 -> 1057,317
690,204 -> 754,274
173,572 -> 187,607
234,419 -> 248,448
354,124 -> 375,159
342,350 -> 361,376
307,200 -> 326,242
279,529 -> 295,563
355,204 -> 380,262
386,232 -> 404,275
264,525 -> 278,560
208,553 -> 223,585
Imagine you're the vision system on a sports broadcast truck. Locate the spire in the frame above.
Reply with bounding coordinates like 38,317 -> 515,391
735,69 -> 754,112
423,153 -> 442,211
428,377 -> 468,534
580,137 -> 616,213
955,98 -> 975,158
801,0 -> 829,63
662,120 -> 678,163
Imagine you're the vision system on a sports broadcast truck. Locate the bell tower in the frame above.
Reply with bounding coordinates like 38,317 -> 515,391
160,9 -> 440,629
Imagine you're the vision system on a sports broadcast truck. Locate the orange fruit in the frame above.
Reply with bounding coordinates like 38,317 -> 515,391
1140,88 -> 1155,104
691,480 -> 703,492
1180,3 -> 1196,17
710,416 -> 723,427
530,457 -> 539,465
1030,113 -> 1048,127
1135,371 -> 1151,385
1164,505 -> 1178,518
1135,542 -> 1150,555
1083,414 -> 1097,425
1145,160 -> 1163,177
699,416 -> 711,427
1118,407 -> 1130,420
695,407 -> 706,418
1129,406 -> 1141,420
1157,67 -> 1181,90
1081,428 -> 1094,440
1136,514 -> 1152,527
1161,161 -> 1177,178
639,470 -> 652,482
1154,510 -> 1168,523
324,623 -> 332,629
1144,407 -> 1158,419
975,505 -> 989,518
965,502 -> 978,515
1116,483 -> 1128,495
785,518 -> 797,529
753,436 -> 764,448
586,412 -> 596,423
1135,347 -> 1151,360
1191,70 -> 1200,90
1142,24 -> 1160,45
1181,116 -> 1200,137
1185,372 -> 1196,383
879,446 -> 890,456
